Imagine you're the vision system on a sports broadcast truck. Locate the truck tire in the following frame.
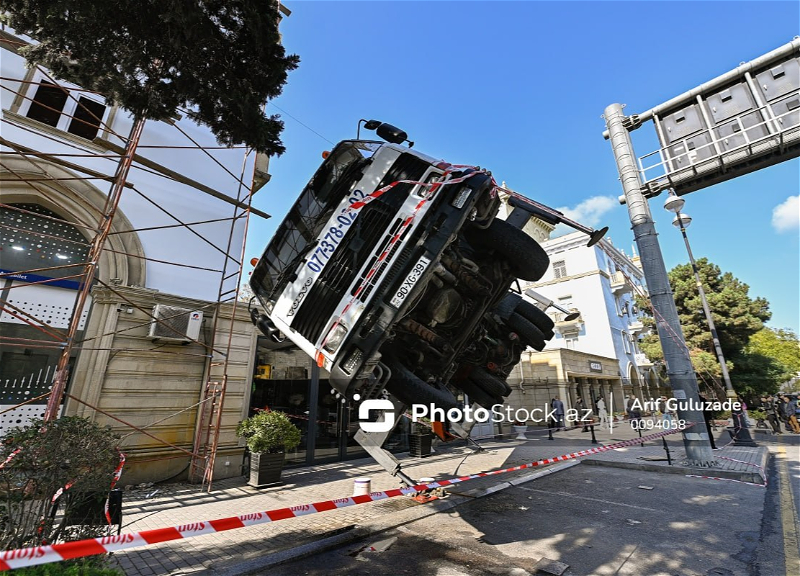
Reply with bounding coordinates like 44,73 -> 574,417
458,378 -> 503,411
469,366 -> 511,397
506,312 -> 546,351
470,219 -> 549,281
385,362 -> 460,412
513,298 -> 555,340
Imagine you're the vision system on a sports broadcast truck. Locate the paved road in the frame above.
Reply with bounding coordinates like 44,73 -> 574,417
755,432 -> 800,576
265,459 -> 773,576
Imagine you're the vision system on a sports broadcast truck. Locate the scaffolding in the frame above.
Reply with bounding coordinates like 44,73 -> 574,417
0,37 -> 266,491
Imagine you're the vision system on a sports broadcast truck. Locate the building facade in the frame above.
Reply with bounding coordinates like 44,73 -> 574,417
509,231 -> 666,419
0,29 -> 263,483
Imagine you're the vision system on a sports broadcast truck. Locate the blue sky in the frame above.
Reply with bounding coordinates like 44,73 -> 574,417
247,1 -> 799,332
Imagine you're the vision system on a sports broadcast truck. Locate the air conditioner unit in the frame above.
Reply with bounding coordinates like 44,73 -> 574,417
148,305 -> 203,342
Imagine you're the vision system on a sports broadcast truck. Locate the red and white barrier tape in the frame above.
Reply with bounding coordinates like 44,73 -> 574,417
0,448 -> 21,471
105,451 -> 126,525
51,480 -> 77,504
685,454 -> 767,488
0,425 -> 690,571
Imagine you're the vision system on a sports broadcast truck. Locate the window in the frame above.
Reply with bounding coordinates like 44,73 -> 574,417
25,79 -> 107,141
26,81 -> 68,127
565,336 -> 578,350
553,260 -> 567,279
0,203 -> 90,277
68,97 -> 106,140
622,331 -> 632,354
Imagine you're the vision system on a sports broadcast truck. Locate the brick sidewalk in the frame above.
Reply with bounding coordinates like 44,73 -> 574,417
110,423 -> 765,575
113,441 -> 538,575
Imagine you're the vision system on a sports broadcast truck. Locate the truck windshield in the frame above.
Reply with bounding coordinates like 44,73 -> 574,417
251,140 -> 381,301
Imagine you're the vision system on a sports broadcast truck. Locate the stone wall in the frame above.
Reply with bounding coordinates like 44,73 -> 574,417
67,285 -> 257,484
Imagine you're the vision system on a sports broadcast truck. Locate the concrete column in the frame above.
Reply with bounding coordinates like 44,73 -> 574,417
580,379 -> 593,411
604,102 -> 714,466
612,379 -> 625,415
567,381 -> 578,410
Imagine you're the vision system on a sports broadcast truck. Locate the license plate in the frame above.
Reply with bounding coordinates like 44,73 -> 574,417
390,256 -> 430,308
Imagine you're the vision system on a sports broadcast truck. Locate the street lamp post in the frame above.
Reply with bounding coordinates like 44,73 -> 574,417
664,194 -> 756,446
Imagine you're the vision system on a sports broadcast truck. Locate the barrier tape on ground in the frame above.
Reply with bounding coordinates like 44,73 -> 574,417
685,454 -> 767,488
0,424 -> 692,571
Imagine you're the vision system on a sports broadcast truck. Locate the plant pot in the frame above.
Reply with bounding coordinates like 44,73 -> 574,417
409,433 -> 432,458
248,452 -> 285,487
513,425 -> 528,440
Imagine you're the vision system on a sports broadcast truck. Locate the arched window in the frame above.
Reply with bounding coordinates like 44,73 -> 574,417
0,204 -> 92,432
0,203 -> 90,280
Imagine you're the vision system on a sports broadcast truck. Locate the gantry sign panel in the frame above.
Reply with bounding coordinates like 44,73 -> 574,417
640,52 -> 799,197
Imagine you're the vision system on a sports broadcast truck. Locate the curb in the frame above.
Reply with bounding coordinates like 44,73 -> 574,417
582,453 -> 769,485
217,460 -> 580,575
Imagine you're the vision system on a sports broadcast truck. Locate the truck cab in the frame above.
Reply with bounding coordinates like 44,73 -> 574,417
250,136 -> 556,418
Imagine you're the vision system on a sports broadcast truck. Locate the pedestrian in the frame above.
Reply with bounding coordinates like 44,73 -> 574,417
698,395 -> 718,450
596,396 -> 608,429
777,395 -> 792,432
659,396 -> 674,430
627,394 -> 642,425
576,396 -> 589,432
761,395 -> 781,435
788,395 -> 800,434
551,397 -> 566,430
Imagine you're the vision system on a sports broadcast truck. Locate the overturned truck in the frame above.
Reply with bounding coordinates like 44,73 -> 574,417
249,122 -> 605,486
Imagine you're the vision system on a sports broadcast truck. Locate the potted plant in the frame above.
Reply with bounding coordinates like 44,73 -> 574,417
409,418 -> 433,458
512,420 -> 528,440
236,410 -> 301,487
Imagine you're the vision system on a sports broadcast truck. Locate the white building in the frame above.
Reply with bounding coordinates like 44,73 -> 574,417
0,28 -> 265,482
506,230 -> 665,418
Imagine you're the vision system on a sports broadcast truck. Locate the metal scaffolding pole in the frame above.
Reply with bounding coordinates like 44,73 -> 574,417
603,102 -> 715,467
42,115 -> 147,422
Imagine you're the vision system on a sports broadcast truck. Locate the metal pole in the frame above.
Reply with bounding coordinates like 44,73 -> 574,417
675,214 -> 756,446
43,116 -> 147,422
603,103 -> 715,466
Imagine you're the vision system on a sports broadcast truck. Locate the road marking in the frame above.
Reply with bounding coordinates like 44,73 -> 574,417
516,486 -> 659,512
776,446 -> 800,575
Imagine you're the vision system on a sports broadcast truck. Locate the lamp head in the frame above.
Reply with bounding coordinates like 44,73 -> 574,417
663,194 -> 685,214
672,213 -> 692,228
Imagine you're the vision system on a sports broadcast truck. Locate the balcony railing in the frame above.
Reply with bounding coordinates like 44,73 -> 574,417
610,271 -> 632,295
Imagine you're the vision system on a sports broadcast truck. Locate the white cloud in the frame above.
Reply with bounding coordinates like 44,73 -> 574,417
772,195 -> 799,233
551,196 -> 616,237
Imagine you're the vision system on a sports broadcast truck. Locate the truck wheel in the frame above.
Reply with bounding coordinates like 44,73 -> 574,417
513,299 -> 555,340
385,362 -> 460,412
457,378 -> 503,410
469,366 -> 511,397
506,312 -> 546,351
471,218 -> 549,281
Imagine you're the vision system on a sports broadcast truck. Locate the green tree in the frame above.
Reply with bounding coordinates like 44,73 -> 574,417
746,328 -> 800,378
1,417 -> 121,550
637,258 -> 772,399
0,0 -> 299,155
668,258 -> 770,357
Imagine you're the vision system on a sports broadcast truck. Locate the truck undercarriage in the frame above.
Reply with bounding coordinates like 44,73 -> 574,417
250,128 -> 606,488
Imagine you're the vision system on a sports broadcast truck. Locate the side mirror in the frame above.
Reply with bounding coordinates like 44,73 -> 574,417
363,119 -> 381,130
249,308 -> 285,343
376,123 -> 407,144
